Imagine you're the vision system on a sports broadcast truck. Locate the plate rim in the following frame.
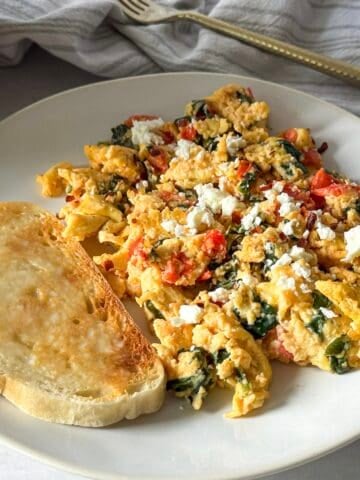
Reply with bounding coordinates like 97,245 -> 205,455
1,71 -> 359,129
0,71 -> 359,480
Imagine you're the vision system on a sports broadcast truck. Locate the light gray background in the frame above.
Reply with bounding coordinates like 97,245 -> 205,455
0,46 -> 359,480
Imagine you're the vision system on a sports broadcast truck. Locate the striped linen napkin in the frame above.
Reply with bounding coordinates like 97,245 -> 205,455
0,0 -> 359,115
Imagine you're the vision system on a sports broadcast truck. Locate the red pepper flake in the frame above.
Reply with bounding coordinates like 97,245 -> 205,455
65,195 -> 75,202
306,211 -> 317,231
161,131 -> 175,144
317,142 -> 328,154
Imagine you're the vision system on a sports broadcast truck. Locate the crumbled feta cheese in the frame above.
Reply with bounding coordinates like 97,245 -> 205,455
131,118 -> 164,146
175,139 -> 197,160
273,182 -> 284,193
208,288 -> 230,303
277,192 -> 300,217
277,276 -> 296,291
263,189 -> 277,201
280,220 -> 297,237
195,183 -> 239,217
319,307 -> 337,319
195,149 -> 205,161
135,180 -> 149,190
289,245 -> 313,262
291,260 -> 312,279
271,253 -> 292,269
218,162 -> 232,174
161,219 -> 185,237
221,195 -> 240,217
226,134 -> 246,156
195,184 -> 225,213
343,225 -> 360,262
218,176 -> 227,191
241,204 -> 262,231
186,206 -> 214,231
300,283 -> 311,293
241,273 -> 256,286
170,305 -> 203,327
161,219 -> 177,233
316,222 -> 336,241
264,242 -> 274,254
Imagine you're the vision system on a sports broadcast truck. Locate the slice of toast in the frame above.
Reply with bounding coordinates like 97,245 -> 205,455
0,202 -> 165,426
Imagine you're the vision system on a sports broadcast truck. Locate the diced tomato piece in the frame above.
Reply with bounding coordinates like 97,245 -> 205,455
310,168 -> 335,190
162,252 -> 194,284
201,229 -> 227,260
283,183 -> 315,209
179,124 -> 197,141
237,160 -> 252,178
161,130 -> 175,145
278,342 -> 294,363
148,147 -> 168,173
197,269 -> 212,282
303,149 -> 322,168
282,128 -> 298,143
312,183 -> 356,197
123,114 -> 159,128
275,326 -> 294,363
128,236 -> 145,260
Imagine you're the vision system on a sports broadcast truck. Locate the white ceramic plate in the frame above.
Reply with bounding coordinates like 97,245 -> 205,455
0,73 -> 359,480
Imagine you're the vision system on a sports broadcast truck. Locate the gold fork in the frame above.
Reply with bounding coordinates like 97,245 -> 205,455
118,0 -> 360,87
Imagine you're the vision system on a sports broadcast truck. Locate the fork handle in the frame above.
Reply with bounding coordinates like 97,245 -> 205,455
181,11 -> 360,86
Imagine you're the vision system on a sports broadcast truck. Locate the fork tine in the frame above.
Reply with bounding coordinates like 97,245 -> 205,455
118,0 -> 143,18
128,0 -> 148,9
135,0 -> 151,7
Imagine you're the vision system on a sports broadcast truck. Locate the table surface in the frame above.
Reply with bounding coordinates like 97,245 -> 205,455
1,45 -> 359,480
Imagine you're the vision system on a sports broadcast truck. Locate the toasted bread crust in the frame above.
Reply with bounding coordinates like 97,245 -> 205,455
0,202 -> 165,426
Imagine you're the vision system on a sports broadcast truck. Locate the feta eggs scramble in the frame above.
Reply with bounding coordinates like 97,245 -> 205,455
37,84 -> 360,418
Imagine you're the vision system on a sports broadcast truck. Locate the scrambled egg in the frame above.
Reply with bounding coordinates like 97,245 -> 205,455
37,84 -> 360,417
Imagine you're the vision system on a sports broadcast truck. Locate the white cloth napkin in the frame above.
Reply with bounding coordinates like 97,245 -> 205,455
0,0 -> 359,115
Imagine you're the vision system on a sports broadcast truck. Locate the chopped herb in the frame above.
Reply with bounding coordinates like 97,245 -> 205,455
235,91 -> 254,104
149,239 -> 166,260
239,171 -> 256,200
213,349 -> 230,365
355,198 -> 360,214
280,140 -> 301,161
234,301 -> 278,339
307,311 -> 326,340
312,290 -> 332,309
167,370 -> 212,394
202,137 -> 219,152
214,259 -> 238,289
263,244 -> 277,273
280,140 -> 308,176
189,100 -> 213,120
234,368 -> 248,383
98,174 -> 123,195
111,124 -> 134,148
325,335 -> 351,374
65,184 -> 73,194
144,300 -> 165,320
167,347 -> 215,396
